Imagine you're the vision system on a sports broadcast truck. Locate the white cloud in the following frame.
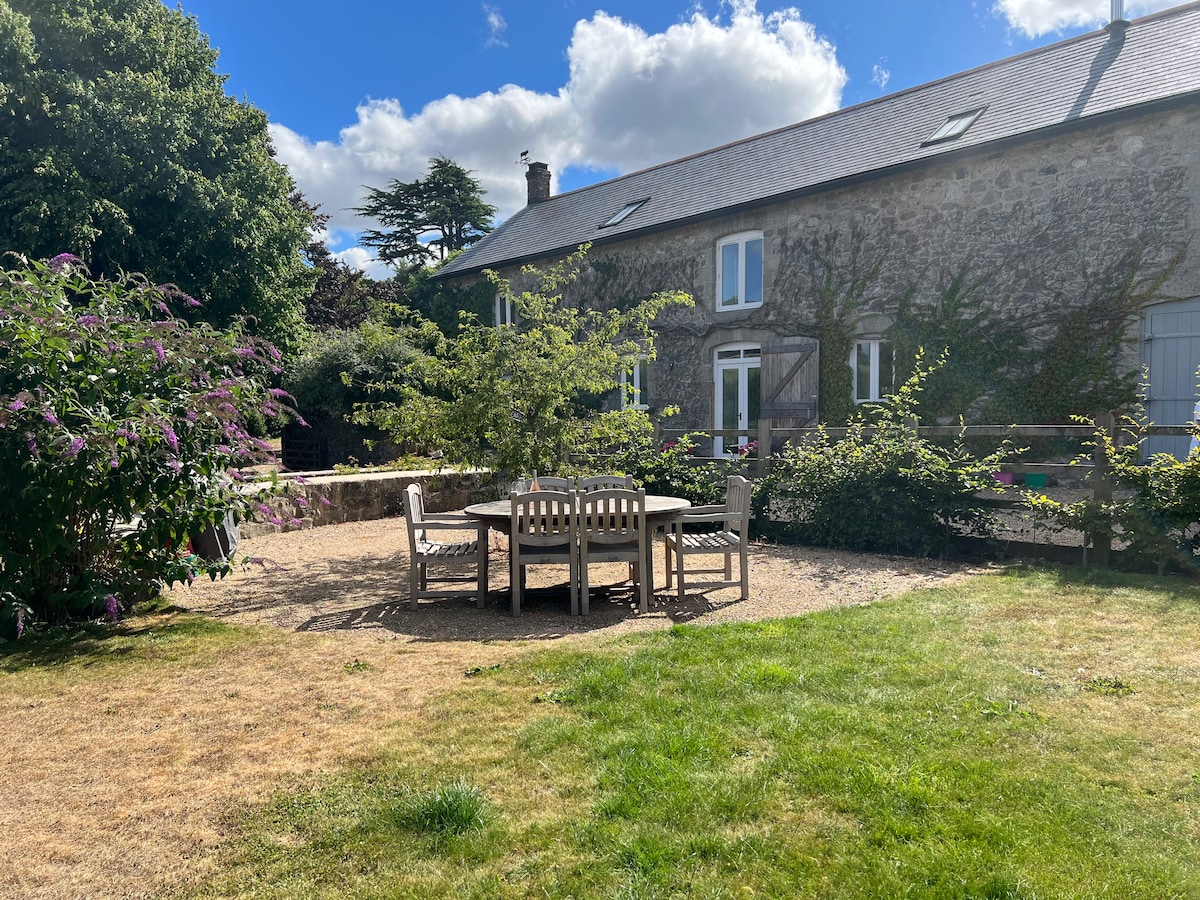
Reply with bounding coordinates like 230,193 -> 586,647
271,0 -> 847,268
993,0 -> 1177,38
871,62 -> 890,90
333,246 -> 393,280
484,4 -> 507,48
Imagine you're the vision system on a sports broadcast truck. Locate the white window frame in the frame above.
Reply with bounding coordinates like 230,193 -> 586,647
715,231 -> 764,312
851,339 -> 894,403
494,293 -> 516,327
620,356 -> 650,410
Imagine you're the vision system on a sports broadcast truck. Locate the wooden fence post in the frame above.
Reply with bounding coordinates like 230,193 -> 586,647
1090,411 -> 1115,568
756,418 -> 771,479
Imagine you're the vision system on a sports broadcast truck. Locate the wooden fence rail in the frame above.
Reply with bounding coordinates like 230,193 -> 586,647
656,415 -> 1195,568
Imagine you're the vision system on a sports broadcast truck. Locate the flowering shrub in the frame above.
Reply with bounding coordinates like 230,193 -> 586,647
0,256 -> 296,635
756,352 -> 1013,556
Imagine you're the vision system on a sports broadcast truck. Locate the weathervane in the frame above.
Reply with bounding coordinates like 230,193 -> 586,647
516,150 -> 530,168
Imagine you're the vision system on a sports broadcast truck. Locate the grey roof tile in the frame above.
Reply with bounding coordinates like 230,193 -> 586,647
439,3 -> 1200,278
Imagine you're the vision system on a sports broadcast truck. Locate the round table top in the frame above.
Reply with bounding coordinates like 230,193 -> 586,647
464,494 -> 690,521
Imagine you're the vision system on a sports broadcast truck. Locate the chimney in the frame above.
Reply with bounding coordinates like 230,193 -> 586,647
1110,0 -> 1127,25
526,161 -> 551,204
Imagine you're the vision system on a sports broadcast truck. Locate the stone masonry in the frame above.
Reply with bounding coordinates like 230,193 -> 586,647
485,103 -> 1200,433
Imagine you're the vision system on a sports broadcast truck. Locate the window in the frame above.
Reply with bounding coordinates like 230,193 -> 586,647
922,106 -> 986,146
494,293 -> 516,326
716,232 -> 764,311
620,356 -> 650,409
851,340 -> 894,403
601,198 -> 648,228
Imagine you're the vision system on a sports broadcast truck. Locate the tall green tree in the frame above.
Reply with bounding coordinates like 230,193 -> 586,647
356,156 -> 497,270
0,0 -> 315,346
354,246 -> 692,478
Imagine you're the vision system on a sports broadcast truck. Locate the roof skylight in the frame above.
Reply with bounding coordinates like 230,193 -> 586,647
600,198 -> 649,228
922,106 -> 987,146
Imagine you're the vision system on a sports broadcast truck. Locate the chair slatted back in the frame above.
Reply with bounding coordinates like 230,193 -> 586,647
402,483 -> 427,549
580,488 -> 645,547
536,476 -> 574,491
724,475 -> 752,532
577,474 -> 634,493
510,490 -> 576,548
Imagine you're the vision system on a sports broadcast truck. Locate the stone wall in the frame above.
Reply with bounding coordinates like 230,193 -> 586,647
487,103 -> 1200,432
242,469 -> 493,538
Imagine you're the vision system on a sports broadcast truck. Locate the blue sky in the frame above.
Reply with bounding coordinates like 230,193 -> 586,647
169,0 -> 1177,273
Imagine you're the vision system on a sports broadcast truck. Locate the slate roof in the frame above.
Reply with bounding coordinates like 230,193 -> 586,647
438,2 -> 1200,279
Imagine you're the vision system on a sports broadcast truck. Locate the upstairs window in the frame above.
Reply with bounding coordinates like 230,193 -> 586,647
922,106 -> 986,146
852,340 -> 894,403
601,198 -> 648,228
716,231 -> 764,311
620,356 -> 650,409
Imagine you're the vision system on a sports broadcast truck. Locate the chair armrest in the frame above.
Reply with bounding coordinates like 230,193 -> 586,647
425,512 -> 472,522
673,505 -> 729,520
418,519 -> 487,533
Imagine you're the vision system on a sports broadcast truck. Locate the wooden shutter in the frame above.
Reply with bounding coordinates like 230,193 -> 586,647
760,338 -> 819,425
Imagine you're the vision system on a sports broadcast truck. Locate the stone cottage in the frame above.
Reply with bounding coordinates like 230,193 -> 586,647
437,2 -> 1200,456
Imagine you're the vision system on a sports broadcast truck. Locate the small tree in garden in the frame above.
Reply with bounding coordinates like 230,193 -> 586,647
0,256 -> 297,636
354,246 -> 692,479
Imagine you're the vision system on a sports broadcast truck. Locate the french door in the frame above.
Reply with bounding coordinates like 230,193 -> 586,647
713,344 -> 761,456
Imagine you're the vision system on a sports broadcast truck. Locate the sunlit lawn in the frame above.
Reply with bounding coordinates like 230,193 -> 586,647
140,566 -> 1200,899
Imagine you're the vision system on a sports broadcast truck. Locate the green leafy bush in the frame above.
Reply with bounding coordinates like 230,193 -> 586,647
1025,413 -> 1200,573
0,256 -> 292,634
573,409 -> 735,506
757,352 -> 1012,556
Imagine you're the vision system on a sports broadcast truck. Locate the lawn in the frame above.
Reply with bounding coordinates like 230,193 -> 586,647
6,567 -> 1200,899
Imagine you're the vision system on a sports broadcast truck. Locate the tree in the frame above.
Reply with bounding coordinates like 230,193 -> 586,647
354,246 -> 692,478
0,0 -> 315,347
356,156 -> 497,270
0,256 -> 295,633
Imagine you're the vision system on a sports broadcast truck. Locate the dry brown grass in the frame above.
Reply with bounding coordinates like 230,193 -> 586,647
1,517 -> 982,899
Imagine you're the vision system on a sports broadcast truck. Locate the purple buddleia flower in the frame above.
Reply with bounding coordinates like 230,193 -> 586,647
7,399 -> 25,412
167,459 -> 182,473
15,611 -> 24,638
295,496 -> 309,508
268,388 -> 291,399
63,436 -> 85,458
77,315 -> 102,326
43,409 -> 59,425
104,594 -> 120,622
185,295 -> 202,308
290,518 -> 303,527
146,339 -> 166,364
319,496 -> 332,506
46,253 -> 82,273
109,457 -> 119,469
162,425 -> 179,452
26,435 -> 37,454
233,347 -> 256,358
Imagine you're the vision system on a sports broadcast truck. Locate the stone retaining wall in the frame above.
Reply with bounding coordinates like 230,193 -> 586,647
242,469 -> 493,538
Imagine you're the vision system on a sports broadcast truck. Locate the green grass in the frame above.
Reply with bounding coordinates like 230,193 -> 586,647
132,570 -> 1200,896
0,599 -> 257,680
